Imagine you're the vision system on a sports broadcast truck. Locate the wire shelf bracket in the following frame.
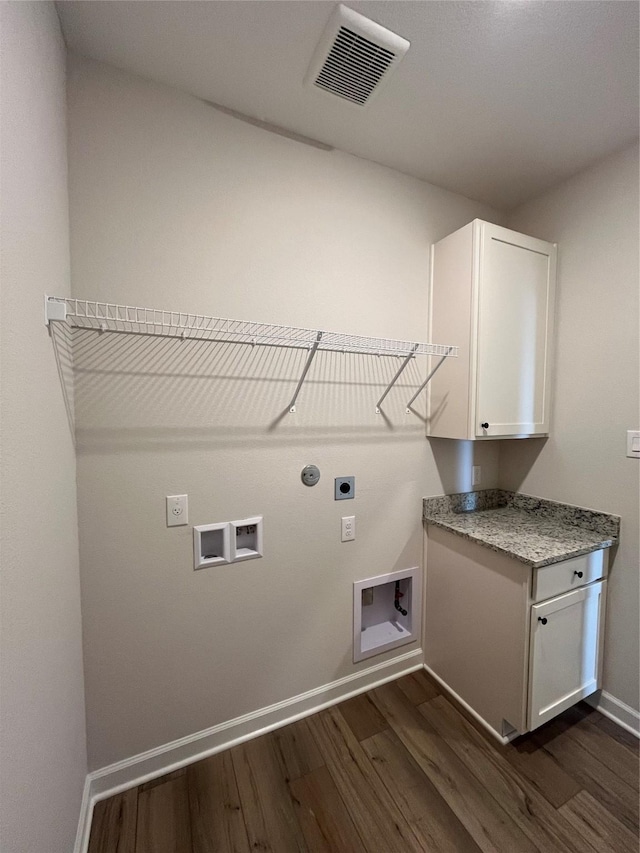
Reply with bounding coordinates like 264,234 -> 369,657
45,296 -> 457,413
405,349 -> 452,413
288,331 -> 323,413
375,343 -> 418,414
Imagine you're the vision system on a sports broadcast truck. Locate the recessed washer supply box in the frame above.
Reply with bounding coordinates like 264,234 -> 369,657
230,517 -> 263,563
353,567 -> 421,663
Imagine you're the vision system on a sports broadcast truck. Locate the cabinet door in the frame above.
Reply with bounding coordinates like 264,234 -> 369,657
528,581 -> 605,731
475,223 -> 556,438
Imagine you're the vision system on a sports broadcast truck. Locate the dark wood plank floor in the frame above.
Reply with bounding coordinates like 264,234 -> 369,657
89,670 -> 639,852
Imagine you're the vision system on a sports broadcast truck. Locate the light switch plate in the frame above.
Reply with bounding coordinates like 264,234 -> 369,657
627,430 -> 640,459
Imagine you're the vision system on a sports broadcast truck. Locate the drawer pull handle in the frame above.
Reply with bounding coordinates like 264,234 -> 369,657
481,422 -> 489,429
574,570 -> 584,578
538,617 -> 548,625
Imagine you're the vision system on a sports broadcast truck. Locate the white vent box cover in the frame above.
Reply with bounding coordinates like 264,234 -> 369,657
194,522 -> 230,570
305,4 -> 410,106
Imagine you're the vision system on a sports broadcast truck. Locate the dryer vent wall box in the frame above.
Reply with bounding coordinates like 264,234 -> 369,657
194,523 -> 230,569
353,567 -> 421,662
193,517 -> 263,568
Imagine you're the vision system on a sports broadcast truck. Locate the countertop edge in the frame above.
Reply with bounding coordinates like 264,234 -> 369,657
423,515 -> 615,568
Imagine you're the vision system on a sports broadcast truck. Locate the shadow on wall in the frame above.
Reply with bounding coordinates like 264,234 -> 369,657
60,329 -> 443,454
429,438 -> 475,494
499,437 -> 548,492
49,321 -> 76,441
428,435 -> 547,495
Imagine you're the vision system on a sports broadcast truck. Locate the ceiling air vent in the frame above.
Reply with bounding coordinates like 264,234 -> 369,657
305,5 -> 410,107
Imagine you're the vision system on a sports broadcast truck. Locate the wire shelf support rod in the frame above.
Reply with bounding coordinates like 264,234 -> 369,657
375,343 -> 418,413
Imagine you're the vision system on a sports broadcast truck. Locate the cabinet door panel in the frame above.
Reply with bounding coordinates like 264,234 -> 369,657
528,582 -> 605,731
476,224 -> 556,437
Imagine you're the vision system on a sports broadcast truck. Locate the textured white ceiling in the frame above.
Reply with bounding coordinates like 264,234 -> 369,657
57,0 -> 639,209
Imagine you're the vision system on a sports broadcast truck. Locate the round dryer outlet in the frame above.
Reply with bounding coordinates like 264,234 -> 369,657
301,465 -> 321,487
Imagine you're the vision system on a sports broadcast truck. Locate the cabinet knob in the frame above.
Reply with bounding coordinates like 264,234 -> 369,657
538,617 -> 548,625
574,570 -> 584,579
481,422 -> 489,429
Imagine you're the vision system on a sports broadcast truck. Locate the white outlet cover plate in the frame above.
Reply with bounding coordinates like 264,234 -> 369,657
166,494 -> 188,526
627,430 -> 640,458
341,515 -> 356,542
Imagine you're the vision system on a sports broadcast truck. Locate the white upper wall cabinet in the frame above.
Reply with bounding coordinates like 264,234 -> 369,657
427,220 -> 557,440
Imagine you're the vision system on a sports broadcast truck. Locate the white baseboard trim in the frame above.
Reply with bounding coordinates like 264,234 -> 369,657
73,774 -> 93,853
76,648 -> 423,852
585,689 -> 640,738
423,664 -> 517,746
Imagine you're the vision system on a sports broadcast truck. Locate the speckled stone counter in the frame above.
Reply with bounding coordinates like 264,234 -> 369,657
423,490 -> 619,568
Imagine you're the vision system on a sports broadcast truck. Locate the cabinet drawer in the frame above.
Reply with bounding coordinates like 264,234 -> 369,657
532,550 -> 607,603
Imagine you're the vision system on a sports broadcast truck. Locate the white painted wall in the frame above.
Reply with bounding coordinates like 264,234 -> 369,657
67,55 -> 502,770
503,143 -> 640,713
0,4 -> 87,850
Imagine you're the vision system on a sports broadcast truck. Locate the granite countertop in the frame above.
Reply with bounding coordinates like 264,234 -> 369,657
423,490 -> 620,568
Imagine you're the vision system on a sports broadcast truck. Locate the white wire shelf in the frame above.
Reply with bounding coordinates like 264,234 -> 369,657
45,296 -> 457,413
45,297 -> 457,357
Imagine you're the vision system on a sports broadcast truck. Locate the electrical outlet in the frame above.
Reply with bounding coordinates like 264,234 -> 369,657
341,515 -> 355,542
166,494 -> 188,527
472,465 -> 481,486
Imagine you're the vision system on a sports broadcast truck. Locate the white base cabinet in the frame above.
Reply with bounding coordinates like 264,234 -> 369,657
427,220 -> 557,440
424,525 -> 608,739
528,581 -> 606,730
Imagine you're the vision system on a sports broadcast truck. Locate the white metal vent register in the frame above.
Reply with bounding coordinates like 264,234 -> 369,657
315,27 -> 396,105
305,5 -> 409,106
